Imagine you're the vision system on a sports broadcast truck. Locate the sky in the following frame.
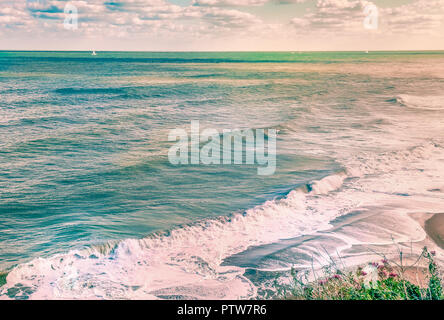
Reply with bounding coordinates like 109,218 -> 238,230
0,0 -> 443,51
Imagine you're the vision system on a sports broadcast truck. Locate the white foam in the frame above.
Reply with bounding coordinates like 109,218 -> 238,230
310,172 -> 347,194
0,171 -> 348,300
2,140 -> 444,300
396,94 -> 444,111
345,141 -> 444,177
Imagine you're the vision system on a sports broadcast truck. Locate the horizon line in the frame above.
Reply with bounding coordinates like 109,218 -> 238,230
2,49 -> 444,53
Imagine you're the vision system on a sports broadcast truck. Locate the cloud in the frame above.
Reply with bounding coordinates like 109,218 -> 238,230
0,0 -> 264,38
382,0 -> 444,35
290,0 -> 444,36
192,0 -> 268,6
291,0 -> 375,32
192,0 -> 308,6
0,0 -> 443,49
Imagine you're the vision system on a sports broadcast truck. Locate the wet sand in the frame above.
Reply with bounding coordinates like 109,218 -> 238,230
425,213 -> 444,249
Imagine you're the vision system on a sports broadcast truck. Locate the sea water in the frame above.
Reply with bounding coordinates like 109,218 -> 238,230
0,51 -> 443,299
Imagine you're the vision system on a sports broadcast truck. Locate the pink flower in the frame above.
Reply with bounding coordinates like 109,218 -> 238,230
389,273 -> 398,278
381,259 -> 388,264
431,251 -> 436,256
333,274 -> 341,279
372,262 -> 379,267
361,271 -> 367,276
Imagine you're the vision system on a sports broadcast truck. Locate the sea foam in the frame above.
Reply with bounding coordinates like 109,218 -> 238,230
396,94 -> 444,111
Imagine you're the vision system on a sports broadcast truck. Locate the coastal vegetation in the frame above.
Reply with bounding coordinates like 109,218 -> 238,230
279,247 -> 443,300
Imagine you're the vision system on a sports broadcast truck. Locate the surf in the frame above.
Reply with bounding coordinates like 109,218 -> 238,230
0,169 -> 349,300
1,138 -> 444,300
395,94 -> 444,110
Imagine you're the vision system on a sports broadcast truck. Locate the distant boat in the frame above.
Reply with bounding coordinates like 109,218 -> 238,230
365,50 -> 369,54
92,50 -> 97,56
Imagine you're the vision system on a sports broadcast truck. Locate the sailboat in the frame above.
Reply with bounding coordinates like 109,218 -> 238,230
92,50 -> 97,56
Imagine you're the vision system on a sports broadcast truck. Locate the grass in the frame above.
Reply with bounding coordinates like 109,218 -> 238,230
278,247 -> 443,300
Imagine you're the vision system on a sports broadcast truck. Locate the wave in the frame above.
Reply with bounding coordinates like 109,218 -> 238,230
0,170 -> 348,300
395,94 -> 444,111
308,172 -> 347,194
344,140 -> 444,177
55,88 -> 126,95
2,140 -> 443,300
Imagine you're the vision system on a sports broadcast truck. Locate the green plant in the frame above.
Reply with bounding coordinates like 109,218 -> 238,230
424,249 -> 443,300
284,247 -> 443,300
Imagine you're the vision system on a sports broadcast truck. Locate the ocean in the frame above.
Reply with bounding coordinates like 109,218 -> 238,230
0,51 -> 443,299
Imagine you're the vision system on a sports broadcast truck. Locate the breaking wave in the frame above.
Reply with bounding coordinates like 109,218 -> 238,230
1,140 -> 444,300
396,94 -> 444,110
0,169 -> 348,300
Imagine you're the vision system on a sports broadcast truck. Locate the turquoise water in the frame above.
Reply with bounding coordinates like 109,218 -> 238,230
1,51 -> 444,299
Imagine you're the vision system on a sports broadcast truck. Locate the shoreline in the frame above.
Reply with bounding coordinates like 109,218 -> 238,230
1,211 -> 444,298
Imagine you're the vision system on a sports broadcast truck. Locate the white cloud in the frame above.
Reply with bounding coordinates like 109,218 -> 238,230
0,0 -> 443,49
382,0 -> 444,35
192,0 -> 268,6
291,0 -> 375,32
290,0 -> 444,36
0,0 -> 264,39
192,0 -> 308,6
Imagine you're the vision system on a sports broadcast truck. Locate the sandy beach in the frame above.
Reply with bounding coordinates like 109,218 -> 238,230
425,213 -> 444,250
